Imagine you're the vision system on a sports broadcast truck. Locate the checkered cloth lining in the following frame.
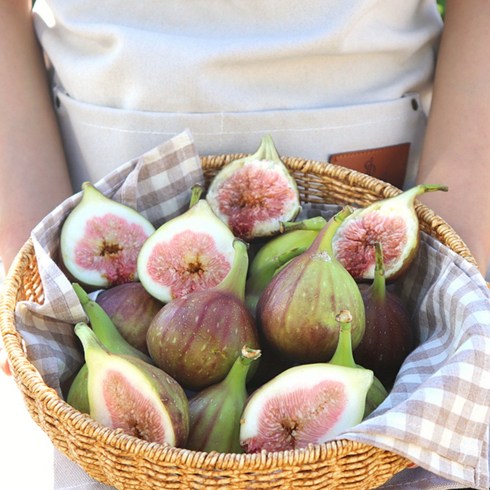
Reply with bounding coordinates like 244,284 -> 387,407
13,131 -> 490,490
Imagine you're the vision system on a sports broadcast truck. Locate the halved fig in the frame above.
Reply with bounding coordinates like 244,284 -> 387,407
137,185 -> 235,303
331,184 -> 448,281
239,363 -> 372,452
206,135 -> 301,241
60,182 -> 155,288
74,322 -> 189,447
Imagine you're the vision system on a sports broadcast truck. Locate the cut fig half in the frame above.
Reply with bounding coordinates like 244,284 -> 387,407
206,135 -> 301,241
75,322 -> 189,447
60,182 -> 155,288
137,186 -> 236,303
239,363 -> 372,453
331,184 -> 448,280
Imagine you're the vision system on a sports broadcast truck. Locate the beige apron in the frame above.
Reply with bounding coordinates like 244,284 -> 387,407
33,0 -> 442,189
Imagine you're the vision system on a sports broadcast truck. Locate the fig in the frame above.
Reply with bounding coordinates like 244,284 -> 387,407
206,135 -> 301,241
257,207 -> 366,363
72,283 -> 152,363
60,182 -> 155,288
67,283 -> 154,413
353,243 -> 415,388
137,184 -> 236,303
331,184 -> 448,281
146,240 -> 260,391
96,282 -> 163,354
74,322 -> 189,446
186,346 -> 261,453
239,310 -> 373,453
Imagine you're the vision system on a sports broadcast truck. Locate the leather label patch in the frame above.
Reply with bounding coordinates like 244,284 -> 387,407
329,143 -> 410,188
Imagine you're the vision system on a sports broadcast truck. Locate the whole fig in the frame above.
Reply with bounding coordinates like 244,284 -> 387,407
146,240 -> 259,390
353,243 -> 415,388
257,207 -> 365,363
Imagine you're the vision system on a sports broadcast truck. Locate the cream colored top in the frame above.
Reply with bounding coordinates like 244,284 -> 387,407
33,0 -> 443,189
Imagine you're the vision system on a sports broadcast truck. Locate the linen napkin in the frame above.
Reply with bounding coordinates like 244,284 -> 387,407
12,132 -> 490,490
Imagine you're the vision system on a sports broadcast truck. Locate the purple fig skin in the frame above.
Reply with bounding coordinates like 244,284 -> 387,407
257,209 -> 366,364
146,291 -> 260,391
354,283 -> 415,388
96,282 -> 163,354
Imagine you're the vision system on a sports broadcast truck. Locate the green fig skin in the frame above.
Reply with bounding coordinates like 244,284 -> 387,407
66,364 -> 90,414
74,322 -> 189,447
245,229 -> 319,316
146,240 -> 260,391
186,347 -> 261,453
257,208 -> 366,364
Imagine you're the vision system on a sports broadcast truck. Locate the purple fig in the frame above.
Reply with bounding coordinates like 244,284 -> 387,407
60,182 -> 155,288
186,346 -> 261,453
137,185 -> 235,303
96,282 -> 163,354
206,135 -> 301,241
331,184 -> 448,281
239,310 -> 373,453
74,322 -> 189,447
146,240 -> 260,391
353,242 -> 415,388
257,207 -> 366,363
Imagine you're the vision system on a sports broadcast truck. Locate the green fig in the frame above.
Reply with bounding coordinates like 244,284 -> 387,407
186,346 -> 261,453
74,322 -> 189,446
206,135 -> 301,241
332,184 -> 448,281
257,207 -> 366,363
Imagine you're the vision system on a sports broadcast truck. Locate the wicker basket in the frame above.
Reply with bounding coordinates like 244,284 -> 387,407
0,155 -> 478,490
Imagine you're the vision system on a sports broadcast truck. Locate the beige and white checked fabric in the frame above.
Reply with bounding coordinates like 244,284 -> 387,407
12,133 -> 490,490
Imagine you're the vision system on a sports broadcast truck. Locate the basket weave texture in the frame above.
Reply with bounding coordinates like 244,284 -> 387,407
0,155 -> 477,490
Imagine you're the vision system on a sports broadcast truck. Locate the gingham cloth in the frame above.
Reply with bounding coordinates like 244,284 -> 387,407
13,132 -> 490,490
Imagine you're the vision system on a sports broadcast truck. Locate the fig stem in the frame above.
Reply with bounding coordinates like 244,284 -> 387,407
247,245 -> 308,296
214,240 -> 249,300
398,184 -> 448,205
223,346 -> 261,390
329,310 -> 357,369
280,216 -> 327,233
261,134 -> 281,162
372,243 -> 386,301
74,321 -> 110,361
189,184 -> 204,208
317,206 -> 353,256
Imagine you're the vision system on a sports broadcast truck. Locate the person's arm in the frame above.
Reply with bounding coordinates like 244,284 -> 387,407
0,1 -> 72,271
417,0 -> 490,276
